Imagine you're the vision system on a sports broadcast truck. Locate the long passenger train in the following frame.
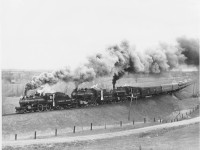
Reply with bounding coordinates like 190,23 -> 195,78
15,80 -> 192,113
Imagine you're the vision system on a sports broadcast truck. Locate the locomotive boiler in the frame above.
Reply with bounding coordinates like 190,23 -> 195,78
15,92 -> 75,113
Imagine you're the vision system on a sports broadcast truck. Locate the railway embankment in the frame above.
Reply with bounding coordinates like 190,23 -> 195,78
2,89 -> 199,141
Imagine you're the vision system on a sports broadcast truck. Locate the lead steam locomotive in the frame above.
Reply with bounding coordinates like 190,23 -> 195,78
15,80 -> 192,113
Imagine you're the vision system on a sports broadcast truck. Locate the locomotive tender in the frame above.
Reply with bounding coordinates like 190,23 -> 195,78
15,80 -> 192,113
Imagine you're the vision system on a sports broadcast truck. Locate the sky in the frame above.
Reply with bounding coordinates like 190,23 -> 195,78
1,0 -> 199,70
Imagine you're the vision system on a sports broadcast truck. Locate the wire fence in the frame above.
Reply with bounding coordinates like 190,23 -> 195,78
11,105 -> 199,141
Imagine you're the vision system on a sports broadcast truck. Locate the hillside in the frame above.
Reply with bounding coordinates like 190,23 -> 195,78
2,84 -> 199,141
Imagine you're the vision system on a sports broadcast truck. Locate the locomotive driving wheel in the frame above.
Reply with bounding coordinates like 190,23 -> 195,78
25,105 -> 31,113
38,104 -> 44,112
23,108 -> 27,113
65,105 -> 70,109
46,104 -> 52,111
21,109 -> 25,114
56,105 -> 61,110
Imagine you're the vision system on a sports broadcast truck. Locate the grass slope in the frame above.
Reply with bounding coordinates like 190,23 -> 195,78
2,90 -> 199,140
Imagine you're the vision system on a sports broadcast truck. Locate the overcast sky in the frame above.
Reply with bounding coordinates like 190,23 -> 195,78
1,0 -> 199,70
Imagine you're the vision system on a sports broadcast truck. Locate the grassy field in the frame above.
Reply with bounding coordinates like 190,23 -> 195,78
2,70 -> 47,97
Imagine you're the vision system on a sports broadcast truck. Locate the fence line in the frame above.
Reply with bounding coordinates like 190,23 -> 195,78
11,105 -> 198,141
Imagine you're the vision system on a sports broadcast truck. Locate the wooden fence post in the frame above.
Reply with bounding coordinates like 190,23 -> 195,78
133,120 -> 134,125
144,118 -> 146,123
34,131 -> 36,139
15,134 -> 17,141
91,123 -> 92,130
120,121 -> 122,127
154,118 -> 156,122
73,126 -> 76,133
55,129 -> 57,136
105,123 -> 106,129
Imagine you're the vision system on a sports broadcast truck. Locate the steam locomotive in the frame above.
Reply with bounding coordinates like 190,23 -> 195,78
15,80 -> 192,113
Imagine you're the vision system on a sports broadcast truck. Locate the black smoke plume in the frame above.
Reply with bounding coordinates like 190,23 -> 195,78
24,37 -> 199,94
112,71 -> 125,89
177,37 -> 199,66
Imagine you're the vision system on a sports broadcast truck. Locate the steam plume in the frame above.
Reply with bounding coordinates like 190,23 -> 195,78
73,66 -> 96,88
24,37 -> 199,94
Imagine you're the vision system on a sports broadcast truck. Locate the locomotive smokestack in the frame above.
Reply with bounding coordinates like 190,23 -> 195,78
113,83 -> 115,90
112,72 -> 124,91
112,73 -> 117,90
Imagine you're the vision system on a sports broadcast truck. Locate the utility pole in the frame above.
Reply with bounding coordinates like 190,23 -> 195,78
193,82 -> 195,97
79,109 -> 83,132
136,96 -> 137,104
128,89 -> 133,121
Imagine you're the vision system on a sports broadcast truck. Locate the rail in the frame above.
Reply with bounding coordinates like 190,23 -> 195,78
2,113 -> 18,117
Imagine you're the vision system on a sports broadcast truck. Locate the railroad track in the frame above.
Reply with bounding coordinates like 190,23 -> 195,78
2,113 -> 18,117
2,102 -> 117,117
2,99 -> 137,117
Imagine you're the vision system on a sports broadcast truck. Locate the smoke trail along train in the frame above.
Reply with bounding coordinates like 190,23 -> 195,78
24,37 -> 199,95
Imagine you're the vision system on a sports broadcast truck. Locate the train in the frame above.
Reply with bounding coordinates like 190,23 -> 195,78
15,80 -> 193,113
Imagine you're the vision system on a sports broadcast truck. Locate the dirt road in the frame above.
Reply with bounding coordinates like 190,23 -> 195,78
3,116 -> 200,148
